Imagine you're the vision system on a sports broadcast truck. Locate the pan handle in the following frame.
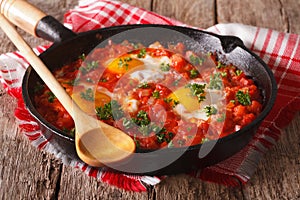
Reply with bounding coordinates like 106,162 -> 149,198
0,0 -> 76,43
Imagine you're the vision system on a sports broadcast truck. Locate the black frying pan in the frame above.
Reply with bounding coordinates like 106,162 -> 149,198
2,0 -> 277,175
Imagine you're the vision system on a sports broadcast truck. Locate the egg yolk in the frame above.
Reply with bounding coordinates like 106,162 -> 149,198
72,89 -> 111,115
107,54 -> 144,74
168,87 -> 201,112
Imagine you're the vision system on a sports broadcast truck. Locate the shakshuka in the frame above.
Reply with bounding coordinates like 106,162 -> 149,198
34,40 -> 262,149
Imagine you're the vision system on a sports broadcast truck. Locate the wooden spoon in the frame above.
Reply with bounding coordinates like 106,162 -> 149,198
0,14 -> 135,167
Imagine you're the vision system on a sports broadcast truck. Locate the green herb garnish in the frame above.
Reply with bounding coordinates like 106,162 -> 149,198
152,91 -> 160,99
190,68 -> 199,78
236,69 -> 243,76
62,127 -> 75,137
96,100 -> 124,120
208,72 -> 223,90
216,61 -> 225,69
118,57 -> 132,70
80,88 -> 94,101
79,53 -> 86,61
236,90 -> 251,106
137,48 -> 147,58
204,105 -> 218,117
47,91 -> 56,103
160,62 -> 170,71
189,54 -> 204,66
138,82 -> 150,89
136,110 -> 150,126
80,60 -> 98,74
186,83 -> 206,102
221,72 -> 227,77
216,113 -> 226,122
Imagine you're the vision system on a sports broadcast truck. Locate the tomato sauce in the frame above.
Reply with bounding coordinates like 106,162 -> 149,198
34,40 -> 263,149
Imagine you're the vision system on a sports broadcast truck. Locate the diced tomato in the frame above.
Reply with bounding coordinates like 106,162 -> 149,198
241,113 -> 255,126
147,48 -> 171,57
138,135 -> 159,149
170,54 -> 187,72
239,77 -> 254,86
233,105 -> 247,122
247,100 -> 262,114
137,88 -> 153,98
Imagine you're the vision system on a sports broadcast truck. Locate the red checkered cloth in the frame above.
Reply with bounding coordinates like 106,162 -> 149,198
0,0 -> 299,192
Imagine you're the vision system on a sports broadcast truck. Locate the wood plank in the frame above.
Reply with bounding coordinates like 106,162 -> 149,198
121,0 -> 152,10
154,174 -> 244,200
152,0 -> 216,28
217,0 -> 288,32
58,166 -> 149,200
281,0 -> 300,34
0,86 -> 62,199
243,113 -> 300,199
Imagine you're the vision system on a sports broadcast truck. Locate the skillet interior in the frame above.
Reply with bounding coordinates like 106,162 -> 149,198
22,24 -> 277,175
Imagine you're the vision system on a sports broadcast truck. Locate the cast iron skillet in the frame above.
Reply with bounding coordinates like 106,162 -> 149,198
4,1 -> 277,175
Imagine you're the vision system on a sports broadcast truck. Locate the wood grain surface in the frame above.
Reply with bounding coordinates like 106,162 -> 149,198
0,0 -> 299,199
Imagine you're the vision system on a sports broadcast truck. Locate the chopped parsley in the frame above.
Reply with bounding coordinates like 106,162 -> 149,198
118,57 -> 132,70
216,61 -> 225,69
137,48 -> 146,58
152,91 -> 160,99
79,60 -> 98,74
221,72 -> 227,77
96,100 -> 124,120
123,111 -> 170,137
63,127 -> 75,137
135,110 -> 150,126
164,97 -> 173,104
235,69 -> 243,76
99,78 -> 108,83
47,91 -> 56,103
201,138 -> 210,143
80,88 -> 94,101
160,62 -> 170,71
164,97 -> 179,107
138,82 -> 150,89
204,105 -> 218,117
156,133 -> 166,143
168,140 -> 174,148
186,83 -> 206,102
133,134 -> 140,148
190,68 -> 199,78
236,90 -> 251,106
208,72 -> 223,90
156,130 -> 173,143
216,113 -> 226,122
189,54 -> 204,66
79,53 -> 86,61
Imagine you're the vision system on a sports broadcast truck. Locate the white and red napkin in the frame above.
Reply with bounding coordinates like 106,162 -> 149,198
0,0 -> 299,192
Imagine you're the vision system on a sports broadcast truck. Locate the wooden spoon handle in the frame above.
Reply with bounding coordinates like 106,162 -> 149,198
0,13 -> 80,118
0,0 -> 46,37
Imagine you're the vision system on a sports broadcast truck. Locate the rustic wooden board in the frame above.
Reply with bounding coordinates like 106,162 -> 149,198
0,0 -> 299,199
152,0 -> 216,28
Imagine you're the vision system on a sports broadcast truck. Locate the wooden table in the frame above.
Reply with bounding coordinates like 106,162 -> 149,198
0,0 -> 299,199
